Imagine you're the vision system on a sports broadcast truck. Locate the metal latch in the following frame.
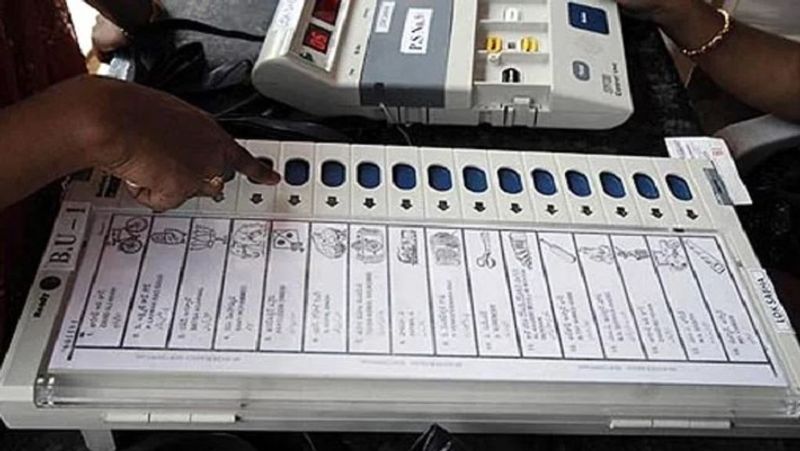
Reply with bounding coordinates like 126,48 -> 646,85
610,418 -> 731,430
104,412 -> 237,425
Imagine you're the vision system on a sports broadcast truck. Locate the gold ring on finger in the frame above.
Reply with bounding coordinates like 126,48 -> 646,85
203,175 -> 225,190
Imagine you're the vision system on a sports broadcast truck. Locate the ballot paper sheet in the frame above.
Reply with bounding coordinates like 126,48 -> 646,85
49,213 -> 784,387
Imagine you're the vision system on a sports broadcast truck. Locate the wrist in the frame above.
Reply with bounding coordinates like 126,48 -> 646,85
652,0 -> 699,29
69,76 -> 125,169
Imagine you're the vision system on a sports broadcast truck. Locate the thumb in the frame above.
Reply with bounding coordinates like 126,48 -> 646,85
228,142 -> 281,185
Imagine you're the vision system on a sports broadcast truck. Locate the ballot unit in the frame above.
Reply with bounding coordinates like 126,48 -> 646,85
2,140 -> 800,440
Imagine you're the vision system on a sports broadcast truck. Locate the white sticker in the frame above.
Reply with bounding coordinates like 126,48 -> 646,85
42,201 -> 91,272
749,269 -> 794,334
665,137 -> 752,206
374,1 -> 396,33
400,8 -> 432,54
272,0 -> 304,30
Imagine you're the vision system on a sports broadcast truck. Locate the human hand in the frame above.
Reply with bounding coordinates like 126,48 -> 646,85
615,0 -> 694,24
91,14 -> 129,62
69,76 -> 280,211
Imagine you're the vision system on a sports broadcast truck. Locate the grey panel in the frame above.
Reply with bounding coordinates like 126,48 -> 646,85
360,0 -> 453,107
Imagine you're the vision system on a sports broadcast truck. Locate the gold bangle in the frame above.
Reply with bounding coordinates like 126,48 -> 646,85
681,8 -> 733,58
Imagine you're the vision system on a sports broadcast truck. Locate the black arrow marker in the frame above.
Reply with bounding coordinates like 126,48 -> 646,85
651,208 -> 663,219
510,203 -> 522,214
687,209 -> 698,220
401,199 -> 413,210
326,196 -> 339,207
581,205 -> 593,216
250,193 -> 264,205
288,195 -> 301,206
474,202 -> 486,212
364,198 -> 376,209
438,200 -> 450,211
546,204 -> 558,215
616,207 -> 628,217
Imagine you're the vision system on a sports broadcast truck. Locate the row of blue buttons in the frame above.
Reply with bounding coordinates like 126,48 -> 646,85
279,158 -> 694,202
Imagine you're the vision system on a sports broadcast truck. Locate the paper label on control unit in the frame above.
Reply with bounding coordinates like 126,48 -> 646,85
48,214 -> 786,388
374,1 -> 396,33
400,8 -> 432,54
749,269 -> 794,334
665,137 -> 752,206
272,0 -> 303,30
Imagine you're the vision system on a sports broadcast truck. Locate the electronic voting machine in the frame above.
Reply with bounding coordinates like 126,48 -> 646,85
2,140 -> 800,440
252,0 -> 633,129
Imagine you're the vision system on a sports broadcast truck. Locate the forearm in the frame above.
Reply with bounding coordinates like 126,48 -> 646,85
657,1 -> 800,121
0,78 -> 101,209
85,0 -> 155,31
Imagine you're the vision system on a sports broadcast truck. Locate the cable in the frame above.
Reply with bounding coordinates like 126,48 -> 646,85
379,102 -> 414,146
140,18 -> 266,42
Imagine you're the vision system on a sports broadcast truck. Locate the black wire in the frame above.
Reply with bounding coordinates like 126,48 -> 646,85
141,18 -> 266,43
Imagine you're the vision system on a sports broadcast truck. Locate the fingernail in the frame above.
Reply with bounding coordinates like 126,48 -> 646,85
265,170 -> 281,185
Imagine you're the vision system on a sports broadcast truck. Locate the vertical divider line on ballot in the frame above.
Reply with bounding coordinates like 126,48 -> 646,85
423,227 -> 438,356
570,233 -> 607,359
69,214 -> 116,360
298,221 -> 313,353
256,220 -> 275,351
498,231 -> 524,357
641,237 -> 690,360
707,237 -> 774,369
164,217 -> 195,349
345,224 -> 351,353
533,231 -> 566,359
385,224 -> 393,355
210,219 -> 236,350
606,233 -> 650,360
461,228 -> 481,356
679,237 -> 731,362
118,216 -> 155,348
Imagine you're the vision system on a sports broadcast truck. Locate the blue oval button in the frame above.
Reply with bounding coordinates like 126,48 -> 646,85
532,169 -> 557,195
666,174 -> 693,201
285,158 -> 310,186
566,170 -> 592,197
428,165 -> 453,192
463,166 -> 488,193
600,171 -> 625,198
357,162 -> 381,189
634,173 -> 660,199
393,164 -> 416,190
498,168 -> 523,194
321,160 -> 346,187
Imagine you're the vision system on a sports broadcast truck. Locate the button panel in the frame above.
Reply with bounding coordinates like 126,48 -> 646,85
94,141 -> 719,232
